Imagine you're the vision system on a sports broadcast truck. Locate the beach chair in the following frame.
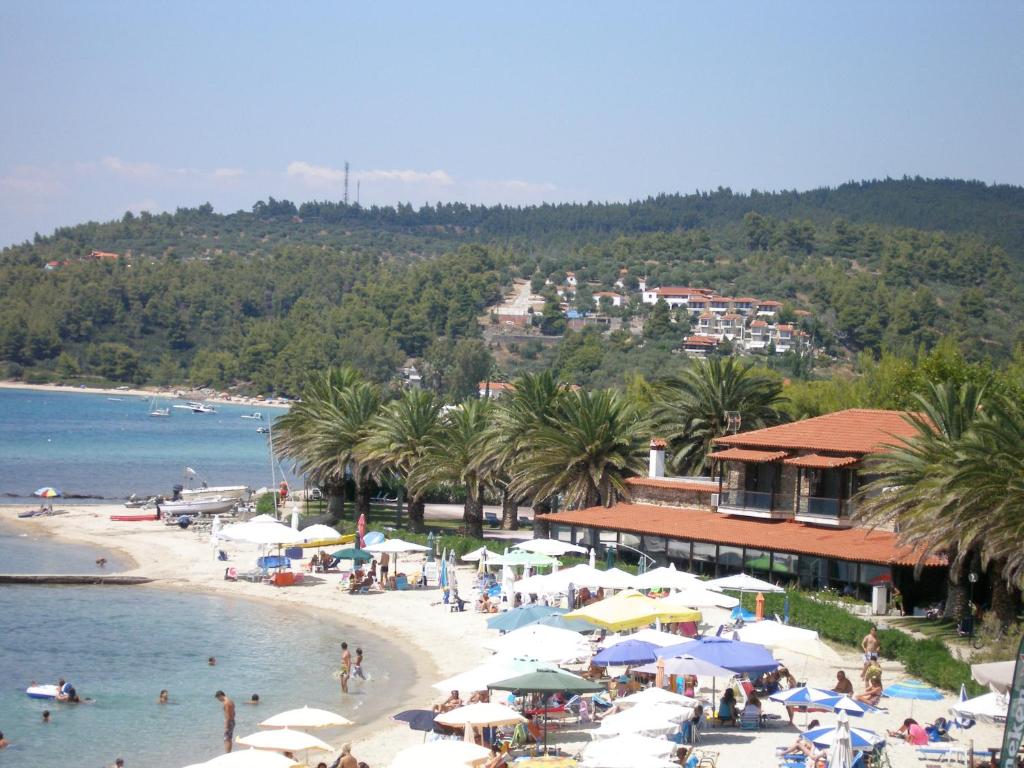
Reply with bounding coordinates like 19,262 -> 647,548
395,575 -> 410,590
224,567 -> 238,581
740,705 -> 761,730
484,512 -> 500,528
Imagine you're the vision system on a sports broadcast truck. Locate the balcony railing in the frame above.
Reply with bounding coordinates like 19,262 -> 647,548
719,488 -> 775,511
797,495 -> 855,519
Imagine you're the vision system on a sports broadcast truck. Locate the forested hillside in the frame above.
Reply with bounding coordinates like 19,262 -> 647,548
1,177 -> 1021,394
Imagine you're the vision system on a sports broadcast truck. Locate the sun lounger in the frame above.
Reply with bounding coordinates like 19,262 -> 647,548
484,512 -> 500,527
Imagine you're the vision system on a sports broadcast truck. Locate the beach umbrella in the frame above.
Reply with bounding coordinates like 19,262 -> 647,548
356,513 -> 366,547
236,727 -> 332,753
658,587 -> 739,610
971,660 -> 1015,694
828,711 -> 854,768
435,702 -> 526,727
602,567 -> 638,590
392,708 -> 439,732
614,686 -> 700,709
389,740 -> 491,768
520,758 -> 578,768
426,531 -> 436,562
534,613 -> 597,633
492,550 -> 561,568
461,545 -> 491,562
439,554 -> 449,590
950,690 -> 1008,724
363,530 -> 386,546
802,723 -> 884,751
182,749 -> 302,768
248,513 -> 280,524
482,624 -> 591,663
488,668 -> 604,695
883,678 -> 944,701
706,573 -> 785,593
592,705 -> 685,738
331,546 -> 373,562
680,636 -> 778,675
634,654 -> 735,679
33,486 -> 61,498
259,705 -> 352,729
566,590 -> 699,632
487,605 -> 569,632
218,521 -> 306,545
592,639 -> 660,666
632,565 -> 701,591
432,658 -> 544,694
582,733 -> 677,762
299,523 -> 342,541
601,628 -> 687,649
589,548 -> 597,569
825,694 -> 878,718
769,686 -> 839,707
364,538 -> 430,554
734,620 -> 843,663
513,539 -> 588,556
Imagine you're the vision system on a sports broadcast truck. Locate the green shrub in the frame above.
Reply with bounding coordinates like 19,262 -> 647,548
255,493 -> 277,515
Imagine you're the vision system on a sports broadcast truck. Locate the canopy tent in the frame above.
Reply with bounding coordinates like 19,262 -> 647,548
734,620 -> 843,663
482,625 -> 591,664
674,636 -> 779,675
631,565 -> 701,591
971,660 -> 1015,694
259,705 -> 352,728
706,573 -> 785,593
434,702 -> 526,728
513,539 -> 588,556
388,740 -> 491,768
592,639 -> 660,667
657,587 -> 739,610
486,605 -> 570,633
600,628 -> 688,649
949,690 -> 1009,724
565,590 -> 701,631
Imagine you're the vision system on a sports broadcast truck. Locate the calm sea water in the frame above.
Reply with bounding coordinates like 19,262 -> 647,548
0,526 -> 415,768
0,388 -> 297,502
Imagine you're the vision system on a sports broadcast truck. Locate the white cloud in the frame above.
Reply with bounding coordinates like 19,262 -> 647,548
98,156 -> 163,178
287,161 -> 454,187
212,167 -> 244,179
286,160 -> 347,184
0,165 -> 64,197
354,168 -> 454,185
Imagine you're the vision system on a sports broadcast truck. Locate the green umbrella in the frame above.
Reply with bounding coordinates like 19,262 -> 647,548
332,547 -> 373,562
487,668 -> 604,695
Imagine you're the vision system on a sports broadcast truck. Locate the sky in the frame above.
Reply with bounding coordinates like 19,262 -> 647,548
1,1 -> 1022,246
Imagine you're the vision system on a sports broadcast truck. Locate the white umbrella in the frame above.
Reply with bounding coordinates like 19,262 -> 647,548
433,659 -> 545,694
259,706 -> 352,729
971,660 -> 1015,694
236,728 -> 332,753
461,546 -> 491,562
299,524 -> 343,541
706,573 -> 784,593
950,690 -> 1009,723
389,740 -> 491,768
218,521 -> 306,545
658,587 -> 739,610
633,654 -> 736,679
602,567 -> 638,590
435,702 -> 526,727
735,620 -> 842,663
614,686 -> 700,709
482,625 -> 590,663
592,706 -> 683,739
601,628 -> 689,648
364,539 -> 430,554
582,733 -> 677,761
632,565 -> 700,591
513,539 -> 588,556
589,548 -> 597,569
828,711 -> 854,768
248,513 -> 280,524
182,749 -> 302,768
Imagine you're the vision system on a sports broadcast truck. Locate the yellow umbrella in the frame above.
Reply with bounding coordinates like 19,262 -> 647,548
516,757 -> 578,768
564,590 -> 700,631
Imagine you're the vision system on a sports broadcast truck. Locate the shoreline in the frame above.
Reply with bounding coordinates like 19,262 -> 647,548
0,380 -> 291,410
1,503 -> 489,766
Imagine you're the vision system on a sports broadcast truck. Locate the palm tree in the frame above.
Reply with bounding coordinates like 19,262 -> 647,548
509,388 -> 648,511
273,368 -> 381,523
856,381 -> 988,619
409,398 -> 494,539
652,357 -> 788,476
359,389 -> 444,533
274,368 -> 361,521
484,372 -> 569,528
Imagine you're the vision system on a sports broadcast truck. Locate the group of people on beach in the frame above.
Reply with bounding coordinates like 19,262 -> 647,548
337,641 -> 367,694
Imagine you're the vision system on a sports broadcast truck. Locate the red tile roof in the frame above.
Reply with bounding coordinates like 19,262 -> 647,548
759,300 -> 782,307
655,286 -> 709,296
684,336 -> 719,346
784,454 -> 861,469
715,409 -> 919,455
626,477 -> 718,493
538,503 -> 944,567
712,448 -> 788,463
750,320 -> 768,328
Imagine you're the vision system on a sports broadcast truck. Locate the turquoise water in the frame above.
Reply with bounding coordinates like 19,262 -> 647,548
0,388 -> 295,502
0,527 -> 414,767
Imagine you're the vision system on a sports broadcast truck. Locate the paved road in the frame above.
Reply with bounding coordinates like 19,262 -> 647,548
424,503 -> 534,541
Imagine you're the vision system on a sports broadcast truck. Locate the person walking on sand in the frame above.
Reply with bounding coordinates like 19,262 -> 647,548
215,691 -> 235,753
339,642 -> 352,694
339,743 -> 357,768
860,626 -> 880,680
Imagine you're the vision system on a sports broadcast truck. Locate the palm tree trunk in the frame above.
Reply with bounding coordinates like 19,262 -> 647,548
501,488 -> 518,531
354,477 -> 371,523
990,562 -> 1018,628
532,499 -> 551,539
408,495 -> 427,534
325,480 -> 346,524
464,484 -> 484,539
943,554 -> 970,620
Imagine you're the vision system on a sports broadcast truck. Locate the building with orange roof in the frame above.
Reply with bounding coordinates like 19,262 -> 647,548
537,411 -> 945,603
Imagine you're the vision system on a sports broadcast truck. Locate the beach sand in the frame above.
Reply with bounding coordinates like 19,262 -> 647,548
1,504 -> 1005,768
0,380 -> 289,409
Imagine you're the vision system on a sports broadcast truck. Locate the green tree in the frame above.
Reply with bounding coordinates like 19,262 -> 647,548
644,299 -> 674,342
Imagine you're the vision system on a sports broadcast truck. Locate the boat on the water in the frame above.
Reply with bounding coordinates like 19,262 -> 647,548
158,497 -> 237,515
256,426 -> 270,434
26,684 -> 59,699
172,400 -> 216,414
240,411 -> 264,420
148,396 -> 171,417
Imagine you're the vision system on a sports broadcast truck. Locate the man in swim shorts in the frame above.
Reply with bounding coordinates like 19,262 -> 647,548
340,642 -> 352,694
861,626 -> 880,680
215,691 -> 235,753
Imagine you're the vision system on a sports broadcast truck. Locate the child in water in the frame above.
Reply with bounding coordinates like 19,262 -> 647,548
353,648 -> 367,680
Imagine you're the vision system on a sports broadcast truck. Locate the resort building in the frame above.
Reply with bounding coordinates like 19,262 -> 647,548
537,410 -> 947,605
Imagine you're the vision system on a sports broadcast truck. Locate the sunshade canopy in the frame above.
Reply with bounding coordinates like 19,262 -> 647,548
183,749 -> 302,768
514,539 -> 588,556
582,732 -> 678,761
299,523 -> 342,540
389,740 -> 491,768
331,547 -> 373,562
971,660 -> 1015,694
734,620 -> 842,663
482,624 -> 591,663
706,573 -> 785,593
950,691 -> 1009,723
631,565 -> 700,591
592,639 -> 660,666
488,668 -> 604,695
259,705 -> 352,728
486,605 -> 569,633
491,550 -> 561,567
432,658 -> 544,694
392,708 -> 437,732
218,521 -> 306,545
33,486 -> 61,498
658,587 -> 738,610
236,728 -> 332,752
613,686 -> 700,708
802,723 -> 884,751
434,702 -> 526,727
364,538 -> 429,554
678,637 -> 779,675
565,590 -> 700,631
634,654 -> 736,679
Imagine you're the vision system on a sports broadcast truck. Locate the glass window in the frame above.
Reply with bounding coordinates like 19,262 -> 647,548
798,556 -> 827,590
692,541 -> 716,576
599,530 -> 618,545
619,533 -> 641,550
859,564 -> 890,586
644,536 -> 666,554
718,545 -> 743,575
744,548 -> 770,574
554,526 -> 572,542
829,559 -> 859,584
772,552 -> 798,576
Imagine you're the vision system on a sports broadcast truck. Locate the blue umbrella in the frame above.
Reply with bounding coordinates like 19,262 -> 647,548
680,637 -> 779,675
439,555 -> 449,590
802,723 -> 884,751
592,639 -> 660,667
393,708 -> 439,732
487,605 -> 569,633
534,613 -> 597,633
770,686 -> 838,707
883,679 -> 944,701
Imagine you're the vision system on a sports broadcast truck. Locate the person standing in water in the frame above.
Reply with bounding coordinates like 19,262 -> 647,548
215,691 -> 235,753
339,642 -> 352,693
353,647 -> 366,680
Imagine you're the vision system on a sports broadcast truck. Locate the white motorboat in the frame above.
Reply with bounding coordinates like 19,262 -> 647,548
179,484 -> 251,503
189,401 -> 217,414
240,411 -> 264,420
159,497 -> 238,515
256,426 -> 270,434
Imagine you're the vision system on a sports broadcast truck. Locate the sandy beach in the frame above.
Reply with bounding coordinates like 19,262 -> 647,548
1,503 -> 1005,768
0,380 -> 291,409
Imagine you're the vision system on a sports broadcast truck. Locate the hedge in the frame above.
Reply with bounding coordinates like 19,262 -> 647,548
739,590 -> 982,694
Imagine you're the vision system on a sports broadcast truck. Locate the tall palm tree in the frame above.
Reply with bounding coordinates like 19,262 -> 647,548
484,372 -> 569,528
273,367 -> 364,521
359,389 -> 444,533
409,398 -> 494,539
509,388 -> 648,511
856,381 -> 988,618
652,357 -> 788,476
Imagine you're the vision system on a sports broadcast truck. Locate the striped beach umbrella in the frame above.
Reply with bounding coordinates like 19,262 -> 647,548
802,723 -> 884,751
33,486 -> 62,498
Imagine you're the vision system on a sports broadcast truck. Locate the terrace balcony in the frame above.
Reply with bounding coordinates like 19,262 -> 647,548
794,495 -> 856,527
716,488 -> 793,521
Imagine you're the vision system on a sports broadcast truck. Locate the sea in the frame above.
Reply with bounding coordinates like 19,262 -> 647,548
0,388 -> 414,767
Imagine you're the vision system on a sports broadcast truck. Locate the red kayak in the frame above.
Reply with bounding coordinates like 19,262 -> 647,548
109,513 -> 159,521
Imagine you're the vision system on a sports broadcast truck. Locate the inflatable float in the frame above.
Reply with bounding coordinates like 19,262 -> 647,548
26,684 -> 59,699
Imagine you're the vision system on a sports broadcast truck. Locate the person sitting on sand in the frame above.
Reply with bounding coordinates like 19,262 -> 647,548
832,671 -> 854,695
484,743 -> 508,768
525,714 -> 543,747
434,690 -> 462,713
780,720 -> 821,756
717,688 -> 738,726
338,743 -> 357,768
888,718 -> 929,745
855,674 -> 883,706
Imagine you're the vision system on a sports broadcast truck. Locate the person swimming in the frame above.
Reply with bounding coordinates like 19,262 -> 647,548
159,689 -> 169,704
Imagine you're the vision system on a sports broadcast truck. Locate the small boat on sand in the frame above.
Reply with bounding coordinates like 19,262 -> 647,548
159,497 -> 237,515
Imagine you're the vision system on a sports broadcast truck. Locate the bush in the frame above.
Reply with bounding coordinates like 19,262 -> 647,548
255,493 -> 277,515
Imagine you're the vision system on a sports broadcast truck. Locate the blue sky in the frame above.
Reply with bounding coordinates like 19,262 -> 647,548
1,1 -> 1022,246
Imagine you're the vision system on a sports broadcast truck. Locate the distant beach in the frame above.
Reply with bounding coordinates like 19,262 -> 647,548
0,380 -> 292,409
